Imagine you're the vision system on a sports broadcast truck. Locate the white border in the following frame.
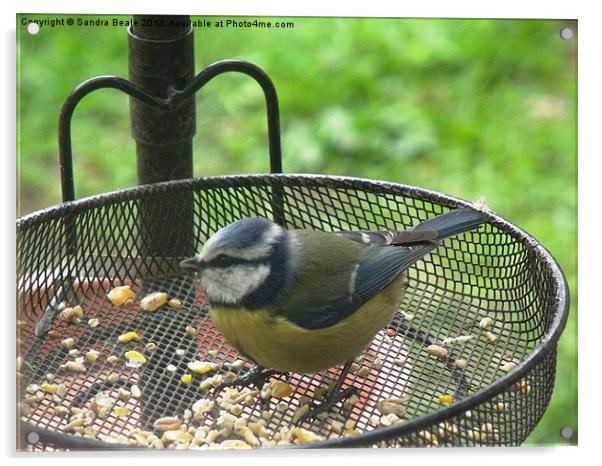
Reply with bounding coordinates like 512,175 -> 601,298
2,0 -> 585,18
4,1 -> 599,464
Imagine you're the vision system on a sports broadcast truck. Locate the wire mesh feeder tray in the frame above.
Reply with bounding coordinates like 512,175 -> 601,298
16,174 -> 569,450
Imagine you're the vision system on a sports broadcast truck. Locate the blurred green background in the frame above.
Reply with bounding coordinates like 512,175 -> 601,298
16,15 -> 577,445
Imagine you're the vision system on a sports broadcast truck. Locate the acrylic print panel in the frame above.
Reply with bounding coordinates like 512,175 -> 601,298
16,14 -> 577,449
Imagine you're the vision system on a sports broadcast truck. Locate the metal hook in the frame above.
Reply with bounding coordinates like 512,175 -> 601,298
58,59 -> 283,203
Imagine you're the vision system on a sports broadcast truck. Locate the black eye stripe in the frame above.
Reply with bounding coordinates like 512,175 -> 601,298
207,255 -> 270,268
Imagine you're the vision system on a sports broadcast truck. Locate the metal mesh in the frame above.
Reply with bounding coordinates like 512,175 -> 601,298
16,174 -> 568,450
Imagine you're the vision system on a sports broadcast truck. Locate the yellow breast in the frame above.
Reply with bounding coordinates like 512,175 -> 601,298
209,273 -> 408,373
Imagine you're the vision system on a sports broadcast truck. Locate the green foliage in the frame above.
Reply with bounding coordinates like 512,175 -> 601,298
17,15 -> 576,445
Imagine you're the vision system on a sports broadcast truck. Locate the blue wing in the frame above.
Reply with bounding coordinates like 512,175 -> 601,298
352,243 -> 435,302
280,241 -> 436,330
280,208 -> 486,330
282,295 -> 363,330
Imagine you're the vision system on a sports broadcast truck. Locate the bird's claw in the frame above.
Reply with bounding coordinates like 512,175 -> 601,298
212,366 -> 278,399
295,386 -> 359,425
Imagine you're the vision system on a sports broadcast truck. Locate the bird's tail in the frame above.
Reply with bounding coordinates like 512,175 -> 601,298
412,207 -> 488,240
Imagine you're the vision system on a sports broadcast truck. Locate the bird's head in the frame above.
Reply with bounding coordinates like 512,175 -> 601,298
180,217 -> 291,307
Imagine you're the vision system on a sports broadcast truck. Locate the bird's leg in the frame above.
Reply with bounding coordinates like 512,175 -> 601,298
296,362 -> 358,425
213,365 -> 279,399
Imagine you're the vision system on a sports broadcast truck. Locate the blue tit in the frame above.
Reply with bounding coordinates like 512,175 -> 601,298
180,207 -> 487,377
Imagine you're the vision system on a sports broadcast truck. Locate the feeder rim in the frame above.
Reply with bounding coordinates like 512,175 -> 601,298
14,173 -> 545,230
16,173 -> 570,448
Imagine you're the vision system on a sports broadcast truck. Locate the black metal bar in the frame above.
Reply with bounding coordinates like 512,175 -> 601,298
166,59 -> 282,174
58,76 -> 164,203
58,60 -> 282,203
165,59 -> 284,222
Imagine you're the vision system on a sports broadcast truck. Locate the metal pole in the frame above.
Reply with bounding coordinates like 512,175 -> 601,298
127,15 -> 197,427
128,15 -> 196,258
129,15 -> 195,184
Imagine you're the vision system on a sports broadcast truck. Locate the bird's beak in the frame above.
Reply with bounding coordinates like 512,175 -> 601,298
179,256 -> 205,274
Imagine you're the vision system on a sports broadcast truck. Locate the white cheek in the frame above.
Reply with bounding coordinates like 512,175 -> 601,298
201,264 -> 271,304
349,264 -> 359,294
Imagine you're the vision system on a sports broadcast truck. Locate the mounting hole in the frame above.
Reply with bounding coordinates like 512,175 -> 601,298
26,431 -> 40,444
560,425 -> 573,439
26,22 -> 40,35
560,27 -> 574,40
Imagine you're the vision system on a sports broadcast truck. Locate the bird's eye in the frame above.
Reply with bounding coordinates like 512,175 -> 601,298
211,254 -> 235,267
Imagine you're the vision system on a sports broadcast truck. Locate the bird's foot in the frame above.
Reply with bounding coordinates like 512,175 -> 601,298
295,386 -> 359,425
213,366 -> 278,399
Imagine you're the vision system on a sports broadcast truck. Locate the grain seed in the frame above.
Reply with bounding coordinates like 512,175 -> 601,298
500,361 -> 517,373
376,398 -> 406,416
118,331 -> 141,343
455,358 -> 468,369
140,292 -> 168,312
187,360 -> 218,375
292,404 -> 310,424
426,344 -> 448,359
168,298 -> 182,310
478,317 -> 494,329
85,350 -> 99,362
62,338 -> 75,350
107,286 -> 137,307
154,416 -> 182,432
145,342 -> 157,352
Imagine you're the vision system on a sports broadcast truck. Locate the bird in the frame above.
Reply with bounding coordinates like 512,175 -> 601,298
180,207 -> 487,418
